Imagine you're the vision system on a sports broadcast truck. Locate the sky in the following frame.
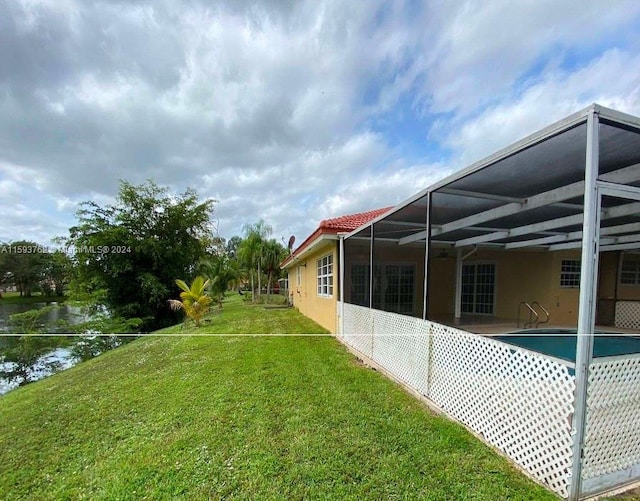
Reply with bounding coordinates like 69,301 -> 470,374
2,0 -> 640,248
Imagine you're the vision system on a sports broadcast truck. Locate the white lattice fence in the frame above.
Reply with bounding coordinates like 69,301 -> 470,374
582,355 -> 640,495
342,304 -> 374,358
340,304 -> 576,498
370,311 -> 431,394
428,323 -> 575,498
615,301 -> 640,329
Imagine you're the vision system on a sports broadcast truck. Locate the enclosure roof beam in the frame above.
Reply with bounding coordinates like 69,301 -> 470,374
437,188 -> 524,204
398,230 -> 428,245
453,201 -> 640,247
505,222 -> 640,249
438,187 -> 584,210
599,242 -> 640,252
399,225 -> 566,246
597,181 -> 640,203
547,232 -> 640,251
436,163 -> 640,237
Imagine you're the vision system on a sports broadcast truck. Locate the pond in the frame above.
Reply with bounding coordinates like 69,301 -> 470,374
0,301 -> 88,334
0,300 -> 85,396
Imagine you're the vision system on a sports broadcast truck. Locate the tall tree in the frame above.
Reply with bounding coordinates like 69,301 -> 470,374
239,220 -> 272,300
261,239 -> 287,299
67,180 -> 215,331
198,255 -> 240,308
0,241 -> 49,297
225,236 -> 243,260
41,250 -> 72,296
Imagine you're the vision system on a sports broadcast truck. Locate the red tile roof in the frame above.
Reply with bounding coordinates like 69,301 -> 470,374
318,207 -> 392,232
281,206 -> 392,268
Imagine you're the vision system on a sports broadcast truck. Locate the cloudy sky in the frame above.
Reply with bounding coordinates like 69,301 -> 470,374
2,0 -> 640,247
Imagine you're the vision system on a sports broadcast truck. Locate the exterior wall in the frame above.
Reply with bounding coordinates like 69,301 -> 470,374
428,255 -> 456,316
339,242 -> 633,329
287,241 -> 338,333
427,248 -> 588,326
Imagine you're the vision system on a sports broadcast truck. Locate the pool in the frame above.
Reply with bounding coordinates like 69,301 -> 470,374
493,329 -> 640,363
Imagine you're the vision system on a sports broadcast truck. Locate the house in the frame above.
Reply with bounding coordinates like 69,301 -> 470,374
280,207 -> 390,332
286,104 -> 640,500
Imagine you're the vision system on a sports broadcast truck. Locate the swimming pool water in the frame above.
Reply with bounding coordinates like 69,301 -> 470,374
493,330 -> 640,363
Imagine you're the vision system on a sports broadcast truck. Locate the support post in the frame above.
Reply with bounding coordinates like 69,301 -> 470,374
455,247 -> 463,323
369,224 -> 374,309
423,192 -> 432,320
339,234 -> 345,336
568,109 -> 601,501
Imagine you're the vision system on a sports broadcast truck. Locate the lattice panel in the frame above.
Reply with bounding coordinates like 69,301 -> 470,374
342,303 -> 374,358
428,323 -> 575,498
370,310 -> 431,395
615,301 -> 640,329
583,356 -> 640,482
340,306 -> 576,498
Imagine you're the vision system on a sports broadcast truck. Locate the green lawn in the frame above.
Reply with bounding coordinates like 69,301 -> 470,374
0,294 -> 557,500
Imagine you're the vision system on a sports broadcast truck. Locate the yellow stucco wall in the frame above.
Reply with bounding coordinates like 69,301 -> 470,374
426,248 -> 629,327
287,240 -> 634,331
286,241 -> 338,333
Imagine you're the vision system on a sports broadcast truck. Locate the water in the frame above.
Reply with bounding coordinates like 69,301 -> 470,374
0,300 -> 84,396
0,301 -> 84,334
494,330 -> 640,363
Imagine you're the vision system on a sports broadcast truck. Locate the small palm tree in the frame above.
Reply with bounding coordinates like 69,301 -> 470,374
168,276 -> 212,327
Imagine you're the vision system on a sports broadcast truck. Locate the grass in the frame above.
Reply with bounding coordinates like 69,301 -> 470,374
0,291 -> 66,304
0,294 -> 558,500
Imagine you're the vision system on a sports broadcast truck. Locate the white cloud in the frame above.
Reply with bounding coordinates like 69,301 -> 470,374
443,48 -> 640,166
1,0 -> 640,247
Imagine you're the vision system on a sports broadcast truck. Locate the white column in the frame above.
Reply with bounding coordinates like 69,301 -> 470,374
339,234 -> 345,336
369,225 -> 374,309
454,247 -> 463,323
568,109 -> 601,501
423,193 -> 431,320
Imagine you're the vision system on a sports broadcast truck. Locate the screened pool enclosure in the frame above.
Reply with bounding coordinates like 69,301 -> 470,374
337,105 -> 640,500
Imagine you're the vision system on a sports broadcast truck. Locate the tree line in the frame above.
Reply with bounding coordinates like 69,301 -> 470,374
2,180 -> 290,331
1,180 -> 290,386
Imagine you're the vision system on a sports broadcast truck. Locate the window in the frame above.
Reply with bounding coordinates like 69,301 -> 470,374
382,265 -> 415,314
317,255 -> 333,297
620,253 -> 640,285
461,263 -> 495,315
349,263 -> 415,314
560,259 -> 581,288
350,264 -> 369,306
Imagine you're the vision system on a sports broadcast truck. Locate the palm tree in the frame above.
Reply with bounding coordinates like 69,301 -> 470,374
261,239 -> 287,301
239,220 -> 272,300
168,276 -> 212,327
198,255 -> 240,308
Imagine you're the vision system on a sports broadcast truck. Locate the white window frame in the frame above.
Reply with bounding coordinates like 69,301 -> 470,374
619,252 -> 640,286
317,254 -> 333,297
560,259 -> 581,288
460,261 -> 497,316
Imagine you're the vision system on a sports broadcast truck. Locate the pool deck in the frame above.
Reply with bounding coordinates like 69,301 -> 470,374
429,314 -> 640,336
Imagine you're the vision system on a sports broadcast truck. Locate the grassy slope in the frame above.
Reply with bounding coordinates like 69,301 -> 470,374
0,295 -> 557,500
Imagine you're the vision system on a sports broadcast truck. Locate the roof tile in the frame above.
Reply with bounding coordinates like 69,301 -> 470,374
281,206 -> 391,268
318,207 -> 392,232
